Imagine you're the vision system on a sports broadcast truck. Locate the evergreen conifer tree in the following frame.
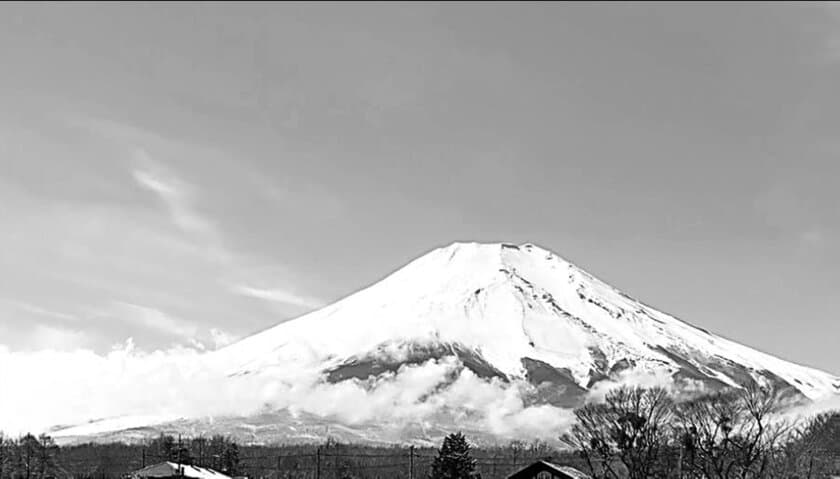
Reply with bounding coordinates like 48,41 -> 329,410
429,432 -> 479,479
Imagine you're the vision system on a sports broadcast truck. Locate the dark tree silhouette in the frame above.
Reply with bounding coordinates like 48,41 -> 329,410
674,385 -> 790,479
429,432 -> 479,479
773,411 -> 840,479
562,386 -> 673,479
219,441 -> 239,476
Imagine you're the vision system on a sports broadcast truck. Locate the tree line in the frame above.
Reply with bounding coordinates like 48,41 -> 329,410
0,433 -> 60,479
0,432 -> 574,479
1,386 -> 837,479
562,385 -> 840,479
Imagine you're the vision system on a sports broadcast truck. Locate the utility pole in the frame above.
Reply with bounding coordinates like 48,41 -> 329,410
315,447 -> 321,479
276,455 -> 281,479
177,435 -> 183,477
142,448 -> 146,468
409,446 -> 415,479
676,441 -> 684,479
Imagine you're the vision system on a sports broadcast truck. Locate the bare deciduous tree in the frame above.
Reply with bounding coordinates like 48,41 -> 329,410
774,411 -> 840,479
674,384 -> 790,479
562,386 -> 674,479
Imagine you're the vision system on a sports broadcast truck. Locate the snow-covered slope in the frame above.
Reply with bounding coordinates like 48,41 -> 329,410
217,242 -> 839,401
50,242 -> 839,444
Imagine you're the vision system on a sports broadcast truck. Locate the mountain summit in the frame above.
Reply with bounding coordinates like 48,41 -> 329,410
219,242 -> 838,401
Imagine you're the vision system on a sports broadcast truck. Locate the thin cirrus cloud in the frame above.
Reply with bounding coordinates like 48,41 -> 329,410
109,301 -> 200,341
131,155 -> 216,238
232,284 -> 325,310
0,298 -> 81,323
124,143 -> 324,338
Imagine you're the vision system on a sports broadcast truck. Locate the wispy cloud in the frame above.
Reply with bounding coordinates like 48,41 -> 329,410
131,151 -> 214,237
0,299 -> 81,323
110,301 -> 199,340
130,149 -> 235,268
231,284 -> 324,310
4,113 -> 324,352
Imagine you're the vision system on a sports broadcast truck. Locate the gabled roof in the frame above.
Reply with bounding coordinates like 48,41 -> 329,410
506,460 -> 591,479
130,462 -> 232,479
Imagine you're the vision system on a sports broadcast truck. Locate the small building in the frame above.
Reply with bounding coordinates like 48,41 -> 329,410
129,462 -> 233,479
506,460 -> 591,479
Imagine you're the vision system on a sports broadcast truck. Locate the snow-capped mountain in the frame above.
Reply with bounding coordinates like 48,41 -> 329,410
218,241 -> 838,401
50,242 -> 839,444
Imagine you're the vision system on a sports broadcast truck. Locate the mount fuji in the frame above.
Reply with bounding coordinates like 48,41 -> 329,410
51,242 -> 840,444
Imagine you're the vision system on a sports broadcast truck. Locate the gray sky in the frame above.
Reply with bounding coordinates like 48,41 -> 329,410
0,3 -> 838,373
